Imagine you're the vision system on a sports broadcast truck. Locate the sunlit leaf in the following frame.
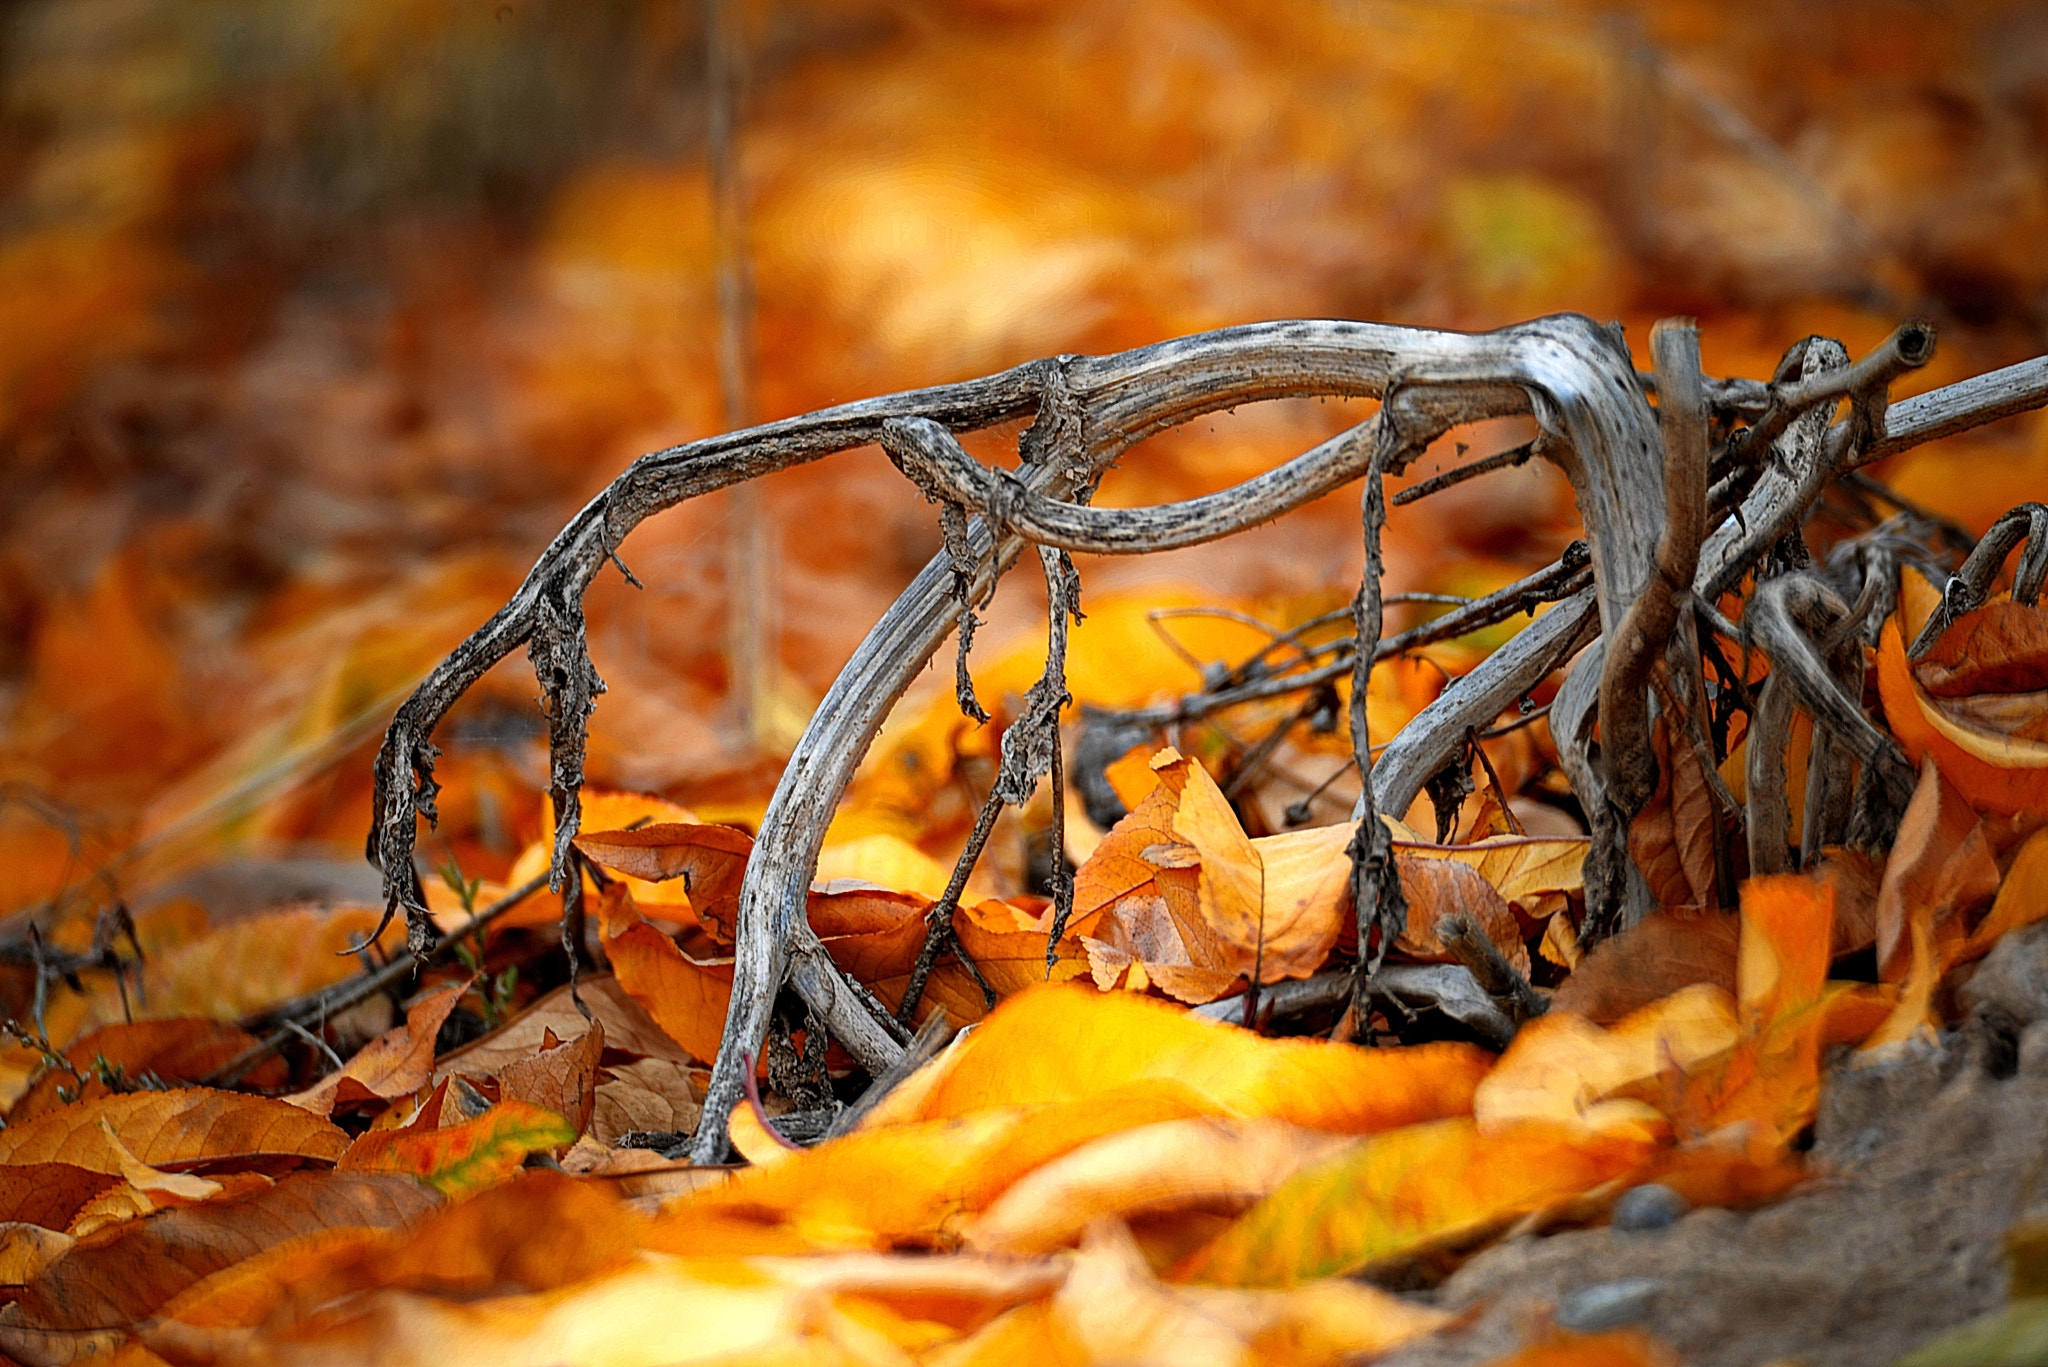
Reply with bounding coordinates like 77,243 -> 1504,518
1178,1117 -> 1654,1287
963,1117 -> 1353,1255
881,984 -> 1490,1135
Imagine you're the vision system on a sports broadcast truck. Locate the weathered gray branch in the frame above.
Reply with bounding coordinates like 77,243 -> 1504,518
363,307 -> 2047,1164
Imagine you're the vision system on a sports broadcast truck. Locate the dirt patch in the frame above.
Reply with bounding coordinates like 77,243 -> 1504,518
1379,929 -> 2048,1366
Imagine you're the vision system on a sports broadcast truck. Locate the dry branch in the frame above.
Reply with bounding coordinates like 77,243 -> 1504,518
362,310 -> 2048,1163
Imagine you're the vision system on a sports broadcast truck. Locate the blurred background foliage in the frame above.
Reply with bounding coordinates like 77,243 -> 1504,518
2,0 -> 2046,922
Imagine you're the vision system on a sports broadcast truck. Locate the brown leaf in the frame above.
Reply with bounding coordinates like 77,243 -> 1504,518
11,1020 -> 288,1124
1876,758 -> 2000,981
573,822 -> 754,940
285,981 -> 468,1117
496,1021 -> 603,1141
590,1057 -> 702,1145
434,975 -> 694,1082
1394,852 -> 1531,977
0,1165 -> 119,1230
1913,599 -> 2048,696
0,1091 -> 348,1174
1812,846 -> 1882,959
1626,716 -> 1720,914
1550,912 -> 1740,1023
0,1172 -> 436,1358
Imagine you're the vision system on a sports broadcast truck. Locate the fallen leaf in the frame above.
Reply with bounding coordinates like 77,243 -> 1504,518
1392,834 -> 1589,922
285,980 -> 468,1116
573,820 -> 753,940
1875,758 -> 1999,981
10,1020 -> 288,1124
1812,845 -> 1882,959
1549,913 -> 1740,1023
963,1117 -> 1354,1255
0,1165 -> 120,1230
495,1020 -> 604,1141
1177,1117 -> 1654,1287
590,1056 -> 703,1144
0,1091 -> 347,1174
337,1100 -> 578,1196
873,983 -> 1491,1136
0,1173 -> 437,1364
946,1220 -> 1447,1366
1877,584 -> 2048,816
1627,715 -> 1722,913
1394,851 -> 1531,976
434,974 -> 693,1081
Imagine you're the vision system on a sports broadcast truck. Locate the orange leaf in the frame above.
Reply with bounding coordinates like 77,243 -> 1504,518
1953,825 -> 2048,965
338,1100 -> 578,1196
0,1164 -> 120,1230
1178,1117 -> 1655,1287
1685,874 -> 1836,1143
1877,600 -> 2048,816
1477,984 -> 1739,1141
963,1116 -> 1354,1255
1626,715 -> 1721,912
0,1091 -> 347,1173
435,974 -> 695,1081
874,983 -> 1491,1136
284,980 -> 467,1116
1249,823 -> 1353,976
602,918 -> 735,1066
0,1173 -> 436,1361
958,1221 -> 1447,1364
1392,834 -> 1589,920
11,1020 -> 287,1124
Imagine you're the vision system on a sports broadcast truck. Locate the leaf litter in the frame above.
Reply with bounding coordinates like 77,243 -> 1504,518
3,3 -> 2048,1365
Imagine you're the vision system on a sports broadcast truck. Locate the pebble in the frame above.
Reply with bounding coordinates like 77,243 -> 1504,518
1556,1278 -> 1663,1332
1612,1183 -> 1689,1232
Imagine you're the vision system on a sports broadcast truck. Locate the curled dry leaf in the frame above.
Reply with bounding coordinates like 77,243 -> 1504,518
572,819 -> 753,941
1875,758 -> 2000,982
1070,750 -> 1351,1002
285,980 -> 468,1117
0,1091 -> 347,1174
1877,578 -> 2048,816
